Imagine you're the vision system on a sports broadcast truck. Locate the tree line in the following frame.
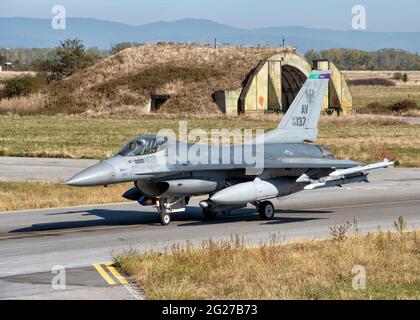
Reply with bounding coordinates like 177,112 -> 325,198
0,39 -> 135,99
0,40 -> 134,72
2,41 -> 420,72
305,48 -> 420,70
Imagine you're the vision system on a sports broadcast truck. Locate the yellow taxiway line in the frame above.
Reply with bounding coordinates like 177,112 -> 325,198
93,262 -> 142,299
93,263 -> 116,285
93,262 -> 129,286
105,263 -> 128,285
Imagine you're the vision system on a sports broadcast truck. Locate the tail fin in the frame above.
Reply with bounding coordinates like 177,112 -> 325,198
254,70 -> 331,144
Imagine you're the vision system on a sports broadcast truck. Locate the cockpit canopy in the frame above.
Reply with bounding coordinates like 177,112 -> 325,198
117,135 -> 168,157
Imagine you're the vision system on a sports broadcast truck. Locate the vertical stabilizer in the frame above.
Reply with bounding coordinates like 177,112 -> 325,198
253,70 -> 331,144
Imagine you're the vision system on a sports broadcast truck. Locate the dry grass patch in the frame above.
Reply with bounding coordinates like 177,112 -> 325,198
0,71 -> 36,81
343,70 -> 420,86
346,70 -> 420,115
115,230 -> 420,300
0,94 -> 52,114
350,85 -> 420,110
318,121 -> 420,167
0,181 -> 130,212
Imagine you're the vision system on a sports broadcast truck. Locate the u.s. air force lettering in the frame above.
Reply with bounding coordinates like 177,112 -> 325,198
305,88 -> 315,105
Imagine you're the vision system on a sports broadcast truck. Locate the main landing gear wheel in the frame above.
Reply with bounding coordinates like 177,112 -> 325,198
160,211 -> 171,226
202,208 -> 217,220
258,201 -> 275,220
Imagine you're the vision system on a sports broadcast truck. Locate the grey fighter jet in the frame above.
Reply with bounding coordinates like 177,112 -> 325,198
67,70 -> 393,225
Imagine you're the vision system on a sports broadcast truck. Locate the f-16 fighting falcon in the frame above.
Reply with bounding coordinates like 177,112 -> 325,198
67,70 -> 394,225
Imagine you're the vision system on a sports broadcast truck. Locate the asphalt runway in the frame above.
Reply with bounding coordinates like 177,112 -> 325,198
0,163 -> 419,299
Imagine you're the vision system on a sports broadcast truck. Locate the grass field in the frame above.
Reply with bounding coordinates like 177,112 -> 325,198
343,70 -> 420,114
0,115 -> 273,159
115,229 -> 420,300
350,85 -> 420,110
0,115 -> 419,166
0,181 -> 130,212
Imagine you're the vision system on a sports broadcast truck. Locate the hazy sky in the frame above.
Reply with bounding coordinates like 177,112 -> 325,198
1,0 -> 419,32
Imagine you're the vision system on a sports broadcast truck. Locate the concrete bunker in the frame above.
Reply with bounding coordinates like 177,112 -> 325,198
217,50 -> 352,116
281,65 -> 307,112
151,94 -> 171,112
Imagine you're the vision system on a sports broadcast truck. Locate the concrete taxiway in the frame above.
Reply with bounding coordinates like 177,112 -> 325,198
0,157 -> 98,182
0,168 -> 419,299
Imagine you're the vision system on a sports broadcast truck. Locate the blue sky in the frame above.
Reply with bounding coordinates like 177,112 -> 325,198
1,0 -> 419,32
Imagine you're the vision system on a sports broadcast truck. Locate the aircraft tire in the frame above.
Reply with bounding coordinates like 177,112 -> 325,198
258,201 -> 275,220
160,211 -> 171,226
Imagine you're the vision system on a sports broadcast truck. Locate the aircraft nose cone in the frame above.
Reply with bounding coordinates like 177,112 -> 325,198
66,162 -> 115,187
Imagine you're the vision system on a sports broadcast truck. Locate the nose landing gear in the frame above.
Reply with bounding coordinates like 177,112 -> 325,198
156,197 -> 189,226
159,209 -> 171,226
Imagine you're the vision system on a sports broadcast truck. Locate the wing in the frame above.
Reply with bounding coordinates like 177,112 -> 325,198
134,157 -> 361,176
263,157 -> 360,169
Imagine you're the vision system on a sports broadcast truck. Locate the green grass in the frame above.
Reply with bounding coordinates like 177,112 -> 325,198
0,115 -> 419,166
115,230 -> 420,300
0,115 -> 274,159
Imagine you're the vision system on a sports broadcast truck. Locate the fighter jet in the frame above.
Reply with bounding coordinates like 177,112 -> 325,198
67,70 -> 393,225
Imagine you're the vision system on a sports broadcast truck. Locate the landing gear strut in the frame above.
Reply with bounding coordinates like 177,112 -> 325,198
157,197 -> 188,226
257,201 -> 275,220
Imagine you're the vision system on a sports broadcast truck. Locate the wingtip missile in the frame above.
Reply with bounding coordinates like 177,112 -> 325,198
329,159 -> 394,178
303,159 -> 393,191
304,174 -> 369,190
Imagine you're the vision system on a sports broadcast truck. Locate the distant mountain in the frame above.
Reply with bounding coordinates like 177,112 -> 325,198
1,17 -> 420,52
